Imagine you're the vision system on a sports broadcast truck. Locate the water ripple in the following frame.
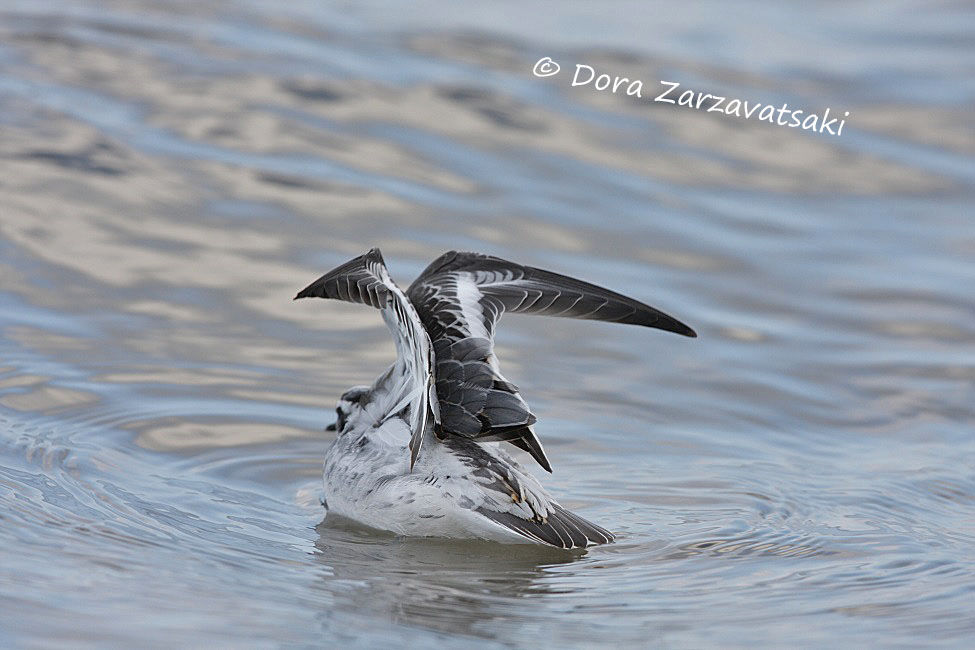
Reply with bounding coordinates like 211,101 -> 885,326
2,1 -> 974,647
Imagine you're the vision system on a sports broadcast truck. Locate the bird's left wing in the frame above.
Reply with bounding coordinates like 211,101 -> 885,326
295,248 -> 438,469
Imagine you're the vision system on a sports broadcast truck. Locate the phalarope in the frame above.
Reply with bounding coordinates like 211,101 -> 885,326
295,249 -> 695,549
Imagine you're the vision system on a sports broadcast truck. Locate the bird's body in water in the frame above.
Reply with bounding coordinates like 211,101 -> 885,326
296,249 -> 695,549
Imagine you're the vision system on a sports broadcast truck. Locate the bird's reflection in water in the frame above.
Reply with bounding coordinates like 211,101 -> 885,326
312,517 -> 583,638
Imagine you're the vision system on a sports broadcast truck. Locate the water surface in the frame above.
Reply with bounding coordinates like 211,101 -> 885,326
1,1 -> 973,647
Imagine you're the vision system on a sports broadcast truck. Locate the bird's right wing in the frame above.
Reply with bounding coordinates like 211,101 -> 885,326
407,251 -> 696,472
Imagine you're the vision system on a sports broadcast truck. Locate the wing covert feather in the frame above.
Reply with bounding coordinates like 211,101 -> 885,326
407,251 -> 695,472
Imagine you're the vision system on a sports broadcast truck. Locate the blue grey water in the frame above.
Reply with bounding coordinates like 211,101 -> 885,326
1,1 -> 973,647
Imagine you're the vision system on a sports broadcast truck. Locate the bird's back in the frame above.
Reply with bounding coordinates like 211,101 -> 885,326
322,415 -> 613,548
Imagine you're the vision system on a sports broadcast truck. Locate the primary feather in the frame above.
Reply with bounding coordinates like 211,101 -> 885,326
407,251 -> 695,471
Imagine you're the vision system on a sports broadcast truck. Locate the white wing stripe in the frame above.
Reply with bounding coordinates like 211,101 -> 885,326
455,273 -> 490,339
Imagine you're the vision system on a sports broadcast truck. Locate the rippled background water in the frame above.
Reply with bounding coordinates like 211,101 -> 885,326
1,1 -> 973,647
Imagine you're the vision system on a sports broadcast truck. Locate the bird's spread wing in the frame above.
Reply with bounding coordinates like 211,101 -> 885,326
407,250 -> 696,472
295,248 -> 438,469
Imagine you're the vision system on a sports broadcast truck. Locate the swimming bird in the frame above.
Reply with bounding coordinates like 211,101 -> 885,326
295,249 -> 695,549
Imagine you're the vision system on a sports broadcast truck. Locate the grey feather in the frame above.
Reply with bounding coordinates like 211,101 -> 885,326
295,248 -> 438,470
444,404 -> 616,549
407,250 -> 695,472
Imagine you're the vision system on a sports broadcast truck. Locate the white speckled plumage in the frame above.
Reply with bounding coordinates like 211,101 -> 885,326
322,414 -> 551,544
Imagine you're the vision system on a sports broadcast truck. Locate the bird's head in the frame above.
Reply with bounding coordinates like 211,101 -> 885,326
326,385 -> 370,433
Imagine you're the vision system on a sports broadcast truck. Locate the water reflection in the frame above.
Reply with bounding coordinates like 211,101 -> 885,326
314,521 -> 581,639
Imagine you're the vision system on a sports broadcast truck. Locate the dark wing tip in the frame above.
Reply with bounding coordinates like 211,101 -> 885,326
294,279 -> 323,301
653,313 -> 697,338
478,503 -> 614,549
505,428 -> 553,473
293,247 -> 387,302
618,295 -> 695,338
